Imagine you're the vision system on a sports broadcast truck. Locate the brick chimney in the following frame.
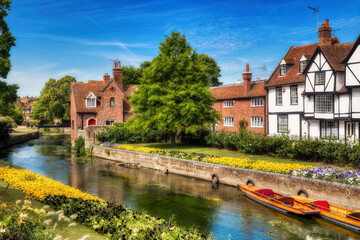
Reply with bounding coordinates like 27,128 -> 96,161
113,61 -> 123,89
243,63 -> 252,95
319,19 -> 332,45
103,73 -> 110,85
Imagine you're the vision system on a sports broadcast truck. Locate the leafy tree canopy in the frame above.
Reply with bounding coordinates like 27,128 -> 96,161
198,54 -> 222,86
129,32 -> 220,145
0,80 -> 22,124
32,75 -> 76,122
122,61 -> 151,85
0,0 -> 16,79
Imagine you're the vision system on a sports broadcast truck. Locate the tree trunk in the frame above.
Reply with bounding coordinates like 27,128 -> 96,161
171,133 -> 176,147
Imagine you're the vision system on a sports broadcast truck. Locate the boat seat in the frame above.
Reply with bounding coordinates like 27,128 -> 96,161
276,197 -> 294,207
255,189 -> 274,198
312,201 -> 330,212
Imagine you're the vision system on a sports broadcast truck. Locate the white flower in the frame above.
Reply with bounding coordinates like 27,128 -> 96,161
68,223 -> 77,227
70,214 -> 78,220
44,219 -> 52,226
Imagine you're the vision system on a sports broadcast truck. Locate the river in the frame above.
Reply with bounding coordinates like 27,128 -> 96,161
1,134 -> 359,240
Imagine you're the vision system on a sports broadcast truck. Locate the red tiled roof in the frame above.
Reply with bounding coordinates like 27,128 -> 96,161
266,43 -> 319,87
320,43 -> 353,71
71,80 -> 137,113
210,81 -> 266,100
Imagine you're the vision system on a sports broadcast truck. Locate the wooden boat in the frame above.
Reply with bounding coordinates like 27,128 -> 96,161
240,185 -> 320,215
292,195 -> 360,232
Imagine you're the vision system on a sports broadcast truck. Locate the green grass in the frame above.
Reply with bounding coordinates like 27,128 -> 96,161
0,180 -> 107,240
10,127 -> 38,136
133,142 -> 338,168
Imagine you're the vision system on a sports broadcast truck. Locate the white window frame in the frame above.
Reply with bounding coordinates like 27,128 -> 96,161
278,115 -> 288,133
315,72 -> 325,85
321,121 -> 338,139
223,100 -> 234,108
251,117 -> 263,128
315,95 -> 333,113
86,92 -> 97,108
106,120 -> 115,126
299,60 -> 308,73
280,64 -> 288,76
290,85 -> 298,105
224,117 -> 234,127
276,87 -> 283,106
251,97 -> 263,107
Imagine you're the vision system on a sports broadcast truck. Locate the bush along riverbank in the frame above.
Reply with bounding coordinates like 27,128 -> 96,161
0,165 -> 211,239
99,143 -> 360,186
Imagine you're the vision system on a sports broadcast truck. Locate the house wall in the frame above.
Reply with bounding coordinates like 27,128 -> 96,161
346,43 -> 360,87
352,89 -> 360,119
213,98 -> 266,134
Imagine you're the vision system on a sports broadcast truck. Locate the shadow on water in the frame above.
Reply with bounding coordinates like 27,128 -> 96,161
1,134 -> 360,239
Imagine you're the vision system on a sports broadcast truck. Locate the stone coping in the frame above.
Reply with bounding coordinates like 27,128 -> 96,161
93,145 -> 360,190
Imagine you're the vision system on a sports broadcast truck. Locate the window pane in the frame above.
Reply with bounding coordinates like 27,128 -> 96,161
290,86 -> 298,105
315,72 -> 325,84
278,115 -> 288,133
276,88 -> 282,105
110,98 -> 115,107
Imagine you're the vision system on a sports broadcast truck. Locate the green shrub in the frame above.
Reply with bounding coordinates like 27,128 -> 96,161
0,120 -> 10,142
74,136 -> 86,156
0,116 -> 17,128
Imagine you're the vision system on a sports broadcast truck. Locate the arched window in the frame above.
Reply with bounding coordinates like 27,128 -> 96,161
110,97 -> 115,107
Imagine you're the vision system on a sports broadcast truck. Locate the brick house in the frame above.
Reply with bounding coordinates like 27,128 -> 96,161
70,62 -> 136,143
210,64 -> 266,134
15,96 -> 37,121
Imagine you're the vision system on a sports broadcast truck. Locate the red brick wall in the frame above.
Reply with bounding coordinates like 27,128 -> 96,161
213,98 -> 266,134
97,81 -> 124,125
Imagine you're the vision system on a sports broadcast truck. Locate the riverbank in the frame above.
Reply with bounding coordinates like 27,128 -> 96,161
0,127 -> 39,149
92,145 -> 360,210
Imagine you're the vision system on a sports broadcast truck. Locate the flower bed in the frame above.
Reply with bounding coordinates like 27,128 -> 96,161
100,143 -> 312,174
0,167 -> 103,201
291,167 -> 360,185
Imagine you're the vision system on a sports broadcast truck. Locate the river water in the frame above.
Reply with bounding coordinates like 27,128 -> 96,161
1,134 -> 359,240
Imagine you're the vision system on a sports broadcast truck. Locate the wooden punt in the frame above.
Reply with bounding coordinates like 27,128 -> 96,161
240,185 -> 320,215
292,195 -> 360,232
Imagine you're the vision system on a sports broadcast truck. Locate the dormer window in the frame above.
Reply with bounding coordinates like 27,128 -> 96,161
299,60 -> 308,73
86,92 -> 97,108
280,65 -> 288,76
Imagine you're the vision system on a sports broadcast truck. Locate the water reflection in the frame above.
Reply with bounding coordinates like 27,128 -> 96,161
1,134 -> 360,240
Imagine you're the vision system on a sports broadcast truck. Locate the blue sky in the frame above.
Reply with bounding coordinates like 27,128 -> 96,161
5,0 -> 360,97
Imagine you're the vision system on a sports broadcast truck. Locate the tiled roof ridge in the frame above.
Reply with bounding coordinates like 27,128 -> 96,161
210,80 -> 265,89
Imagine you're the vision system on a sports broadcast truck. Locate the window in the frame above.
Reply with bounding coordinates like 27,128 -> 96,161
347,122 -> 354,136
251,117 -> 263,128
224,117 -> 234,126
321,121 -> 338,139
72,120 -> 74,130
280,65 -> 288,76
110,97 -> 115,107
106,120 -> 115,126
223,100 -> 234,108
251,97 -> 263,107
278,115 -> 288,133
86,98 -> 96,108
276,87 -> 283,106
290,85 -> 298,105
315,95 -> 333,113
299,60 -> 308,73
315,72 -> 325,85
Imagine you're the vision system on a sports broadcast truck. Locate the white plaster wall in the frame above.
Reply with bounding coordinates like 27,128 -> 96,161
309,120 -> 320,138
339,121 -> 346,140
352,88 -> 360,115
336,72 -> 345,91
268,114 -> 278,135
339,95 -> 350,114
268,84 -> 304,113
346,63 -> 360,86
325,73 -> 335,92
301,120 -> 308,138
334,95 -> 339,114
306,72 -> 315,92
314,113 -> 334,119
348,44 -> 360,64
288,114 -> 300,136
304,95 -> 314,113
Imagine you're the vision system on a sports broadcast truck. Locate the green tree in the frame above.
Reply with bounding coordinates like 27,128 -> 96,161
0,80 -> 18,114
33,75 -> 76,122
198,54 -> 222,86
122,65 -> 141,85
129,32 -> 219,146
0,0 -> 16,79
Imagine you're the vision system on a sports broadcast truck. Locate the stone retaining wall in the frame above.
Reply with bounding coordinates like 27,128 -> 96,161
0,131 -> 40,149
92,145 -> 360,210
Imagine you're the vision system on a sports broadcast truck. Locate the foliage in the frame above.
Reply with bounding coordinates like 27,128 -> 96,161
0,0 -> 16,79
198,54 -> 222,87
96,122 -> 166,143
122,61 -> 151,85
0,81 -> 21,121
43,195 -> 209,240
0,167 -> 102,201
129,32 -> 220,145
0,200 -> 54,240
32,75 -> 76,121
205,130 -> 360,167
0,116 -> 16,127
74,136 -> 85,157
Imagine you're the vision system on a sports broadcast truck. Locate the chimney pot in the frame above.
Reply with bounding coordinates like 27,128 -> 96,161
325,19 -> 329,27
246,63 -> 249,72
318,19 -> 332,45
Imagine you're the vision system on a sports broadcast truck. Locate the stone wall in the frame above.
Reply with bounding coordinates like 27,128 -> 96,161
84,126 -> 105,148
92,145 -> 360,210
0,131 -> 40,149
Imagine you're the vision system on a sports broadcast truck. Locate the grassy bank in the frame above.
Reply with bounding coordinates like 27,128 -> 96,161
0,180 -> 107,240
133,143 -> 336,168
9,127 -> 38,137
